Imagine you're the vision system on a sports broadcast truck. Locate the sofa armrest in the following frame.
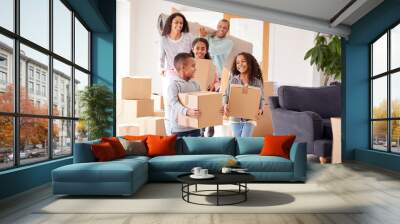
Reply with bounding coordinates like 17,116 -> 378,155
73,141 -> 99,163
290,142 -> 307,182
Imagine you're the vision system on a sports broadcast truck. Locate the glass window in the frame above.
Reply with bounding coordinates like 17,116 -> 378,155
75,120 -> 88,143
0,0 -> 14,31
0,35 -> 13,113
372,77 -> 387,119
372,121 -> 388,151
74,69 -> 89,118
372,34 -> 387,76
53,119 -> 72,158
53,59 -> 72,117
391,120 -> 400,153
53,0 -> 72,60
20,0 -> 49,49
20,44 -> 49,115
75,18 -> 89,70
391,24 -> 400,70
0,116 -> 13,170
391,72 -> 400,118
19,117 -> 49,165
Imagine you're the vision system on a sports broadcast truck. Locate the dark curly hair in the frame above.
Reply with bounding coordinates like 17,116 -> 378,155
162,12 -> 189,36
190,38 -> 211,59
230,52 -> 263,82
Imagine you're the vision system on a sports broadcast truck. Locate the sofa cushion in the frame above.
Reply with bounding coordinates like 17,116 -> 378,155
236,155 -> 293,172
101,137 -> 127,158
119,138 -> 147,156
91,142 -> 118,161
278,85 -> 341,119
260,135 -> 296,159
147,135 -> 177,157
177,137 -> 236,155
52,159 -> 147,183
236,137 -> 264,155
148,154 -> 235,172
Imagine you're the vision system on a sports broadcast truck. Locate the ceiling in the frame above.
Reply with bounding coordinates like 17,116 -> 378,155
166,0 -> 384,37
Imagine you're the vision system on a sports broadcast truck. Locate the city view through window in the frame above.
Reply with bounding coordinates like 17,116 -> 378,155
0,0 -> 91,170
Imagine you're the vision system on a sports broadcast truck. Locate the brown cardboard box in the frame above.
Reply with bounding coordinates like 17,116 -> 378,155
193,59 -> 216,91
151,93 -> 164,111
136,117 -> 166,136
154,110 -> 165,117
252,106 -> 273,137
118,125 -> 140,136
228,84 -> 261,120
122,76 -> 152,100
177,91 -> 223,129
117,99 -> 154,123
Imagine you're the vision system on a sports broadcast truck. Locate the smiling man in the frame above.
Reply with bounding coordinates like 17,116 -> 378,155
199,19 -> 234,80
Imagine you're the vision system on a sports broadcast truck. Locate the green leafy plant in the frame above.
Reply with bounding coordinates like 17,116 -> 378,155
79,84 -> 114,140
304,34 -> 342,86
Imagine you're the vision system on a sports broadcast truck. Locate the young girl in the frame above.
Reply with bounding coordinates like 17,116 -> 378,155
223,52 -> 264,137
190,38 -> 218,137
160,12 -> 193,134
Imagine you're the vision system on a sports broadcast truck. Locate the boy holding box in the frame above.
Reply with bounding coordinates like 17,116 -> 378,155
166,53 -> 202,137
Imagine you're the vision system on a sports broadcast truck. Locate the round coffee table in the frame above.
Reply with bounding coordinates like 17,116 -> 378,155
177,173 -> 255,206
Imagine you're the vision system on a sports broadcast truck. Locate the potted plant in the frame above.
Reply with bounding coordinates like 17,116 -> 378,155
79,84 -> 114,140
304,33 -> 342,86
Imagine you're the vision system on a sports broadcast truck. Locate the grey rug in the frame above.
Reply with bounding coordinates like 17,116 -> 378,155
38,183 -> 361,214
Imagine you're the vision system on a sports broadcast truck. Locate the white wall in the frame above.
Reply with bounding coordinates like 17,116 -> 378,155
268,23 -> 322,87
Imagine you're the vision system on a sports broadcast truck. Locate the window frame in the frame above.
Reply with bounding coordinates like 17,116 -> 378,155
370,21 -> 400,154
0,0 -> 92,171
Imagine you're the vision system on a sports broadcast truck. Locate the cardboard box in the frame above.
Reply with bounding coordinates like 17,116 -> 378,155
117,99 -> 154,123
122,76 -> 152,100
136,117 -> 166,136
178,91 -> 223,128
118,125 -> 140,136
154,110 -> 165,117
228,84 -> 261,120
193,59 -> 216,91
151,93 -> 164,111
252,107 -> 273,137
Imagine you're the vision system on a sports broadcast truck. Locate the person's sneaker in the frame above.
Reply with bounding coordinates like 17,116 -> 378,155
206,126 -> 214,137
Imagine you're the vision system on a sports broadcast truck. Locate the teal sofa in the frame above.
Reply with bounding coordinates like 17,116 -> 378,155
52,137 -> 307,196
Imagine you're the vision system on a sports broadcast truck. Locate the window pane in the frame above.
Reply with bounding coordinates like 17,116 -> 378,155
391,120 -> 400,153
53,119 -> 72,158
20,44 -> 49,115
20,117 -> 49,165
74,69 -> 89,118
372,33 -> 387,76
75,120 -> 88,143
391,72 -> 400,118
372,77 -> 387,119
0,116 -> 13,170
53,59 -> 72,117
75,18 -> 89,70
0,0 -> 14,31
20,0 -> 49,49
53,0 -> 72,60
0,34 -> 14,112
372,121 -> 388,151
392,24 -> 400,70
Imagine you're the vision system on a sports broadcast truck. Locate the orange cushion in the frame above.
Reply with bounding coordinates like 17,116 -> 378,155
124,135 -> 148,141
260,135 -> 296,159
146,135 -> 177,157
101,137 -> 126,158
91,142 -> 117,162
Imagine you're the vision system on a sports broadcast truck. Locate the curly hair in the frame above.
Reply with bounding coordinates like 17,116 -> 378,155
162,13 -> 189,36
230,52 -> 263,82
190,38 -> 211,59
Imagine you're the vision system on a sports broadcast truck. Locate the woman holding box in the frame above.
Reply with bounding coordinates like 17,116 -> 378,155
223,52 -> 264,137
190,38 -> 218,137
160,12 -> 193,134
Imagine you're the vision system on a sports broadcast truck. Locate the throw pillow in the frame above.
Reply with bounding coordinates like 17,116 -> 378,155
146,135 -> 177,157
101,137 -> 127,158
124,135 -> 148,141
260,135 -> 296,159
91,142 -> 117,161
119,138 -> 147,156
